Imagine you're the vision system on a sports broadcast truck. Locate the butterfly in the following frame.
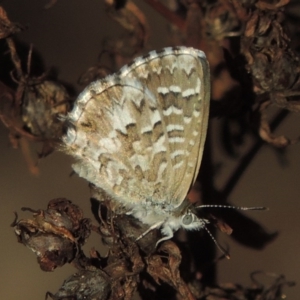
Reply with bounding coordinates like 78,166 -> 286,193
62,47 -> 265,246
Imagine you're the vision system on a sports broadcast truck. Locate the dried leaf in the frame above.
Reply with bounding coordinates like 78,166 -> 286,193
259,101 -> 298,147
0,6 -> 24,39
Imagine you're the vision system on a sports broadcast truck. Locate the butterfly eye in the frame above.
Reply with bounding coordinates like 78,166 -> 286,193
182,213 -> 194,225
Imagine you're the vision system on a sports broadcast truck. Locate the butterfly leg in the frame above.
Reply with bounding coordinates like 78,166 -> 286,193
155,225 -> 174,246
136,220 -> 164,241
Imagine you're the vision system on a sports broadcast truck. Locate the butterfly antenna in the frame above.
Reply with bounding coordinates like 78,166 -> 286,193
204,226 -> 231,260
196,204 -> 268,211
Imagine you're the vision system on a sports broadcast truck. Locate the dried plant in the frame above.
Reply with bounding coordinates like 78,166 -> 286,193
1,1 -> 298,299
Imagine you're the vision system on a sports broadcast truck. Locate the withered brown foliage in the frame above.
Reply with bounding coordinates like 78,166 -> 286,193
2,0 -> 298,299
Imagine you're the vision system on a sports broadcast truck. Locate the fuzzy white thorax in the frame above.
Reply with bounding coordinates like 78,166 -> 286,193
130,201 -> 209,244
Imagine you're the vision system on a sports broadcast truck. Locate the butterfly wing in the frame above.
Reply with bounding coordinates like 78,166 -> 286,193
119,47 -> 210,207
63,47 -> 210,210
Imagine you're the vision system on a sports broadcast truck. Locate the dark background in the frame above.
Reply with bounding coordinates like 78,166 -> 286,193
0,1 -> 299,299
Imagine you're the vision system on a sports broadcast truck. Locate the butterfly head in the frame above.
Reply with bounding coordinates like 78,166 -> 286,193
181,210 -> 209,230
135,201 -> 209,245
160,209 -> 209,240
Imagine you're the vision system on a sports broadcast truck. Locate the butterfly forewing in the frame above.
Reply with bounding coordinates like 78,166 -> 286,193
118,48 -> 210,207
64,47 -> 210,211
